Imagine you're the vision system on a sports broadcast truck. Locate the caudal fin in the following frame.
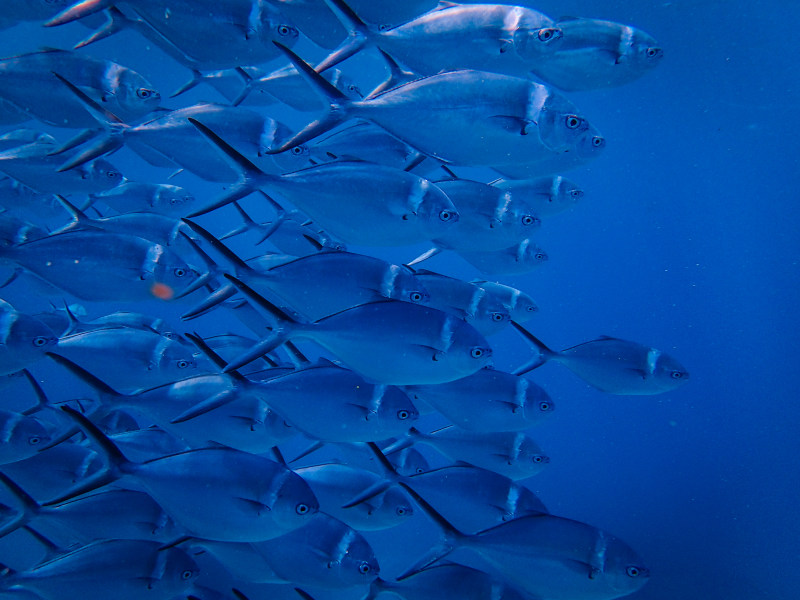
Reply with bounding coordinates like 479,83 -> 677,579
510,322 -> 557,374
315,0 -> 375,73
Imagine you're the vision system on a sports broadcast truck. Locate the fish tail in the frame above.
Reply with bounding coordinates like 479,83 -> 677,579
170,69 -> 207,98
269,43 -> 352,152
315,0 -> 376,73
381,427 -> 421,455
0,473 -> 40,538
41,406 -> 130,506
181,283 -> 236,320
19,369 -> 55,416
510,322 -> 557,374
74,7 -> 131,49
407,247 -> 443,267
45,0 -> 113,27
186,118 -> 271,217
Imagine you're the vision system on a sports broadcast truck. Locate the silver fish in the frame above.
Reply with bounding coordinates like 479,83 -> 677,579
491,175 -> 584,218
513,325 -> 690,395
0,300 -> 58,375
88,182 -> 195,216
470,280 -> 539,323
457,239 -> 549,275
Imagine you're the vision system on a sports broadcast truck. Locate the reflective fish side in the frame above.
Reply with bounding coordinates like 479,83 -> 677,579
0,48 -> 160,128
404,367 -> 554,432
513,325 -> 690,394
224,277 -> 493,385
0,230 -> 203,302
48,406 -> 319,542
0,539 -> 199,600
88,182 -> 195,216
470,280 -> 539,323
457,239 -> 549,275
531,17 -> 664,91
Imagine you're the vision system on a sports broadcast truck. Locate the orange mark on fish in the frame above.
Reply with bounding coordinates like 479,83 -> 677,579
151,282 -> 175,300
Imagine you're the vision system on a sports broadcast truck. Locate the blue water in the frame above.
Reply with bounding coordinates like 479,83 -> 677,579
0,1 -> 797,599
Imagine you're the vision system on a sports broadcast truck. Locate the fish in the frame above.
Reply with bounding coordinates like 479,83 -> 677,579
531,16 -> 664,91
491,175 -> 585,218
308,122 -> 426,171
512,324 -> 690,394
186,119 -> 460,247
0,0 -> 75,30
0,230 -> 205,302
181,218 -> 429,322
295,463 -> 414,531
0,135 -> 124,195
223,275 -> 493,385
317,0 -> 561,77
271,42 -> 605,173
408,269 -> 512,337
48,1 -> 301,70
0,538 -> 199,600
192,513 -> 379,588
383,427 -> 549,480
0,48 -> 160,128
404,367 -> 554,432
469,280 -> 539,323
0,300 -> 58,375
48,406 -> 319,542
457,239 -> 549,275
88,182 -> 195,216
51,326 -> 209,394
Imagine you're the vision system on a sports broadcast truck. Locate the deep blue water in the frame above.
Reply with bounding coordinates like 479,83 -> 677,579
0,1 -> 797,599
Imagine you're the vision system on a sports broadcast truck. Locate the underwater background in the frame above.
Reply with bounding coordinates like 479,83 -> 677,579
0,1 -> 797,599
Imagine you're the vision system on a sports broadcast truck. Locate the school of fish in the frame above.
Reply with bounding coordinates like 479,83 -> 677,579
0,1 -> 688,599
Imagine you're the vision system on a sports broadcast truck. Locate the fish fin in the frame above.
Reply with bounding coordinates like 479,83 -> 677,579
283,340 -> 312,366
180,218 -> 253,275
510,322 -> 557,366
341,480 -> 394,509
557,16 -> 580,22
437,165 -> 459,181
184,332 -> 246,381
293,588 -> 316,600
74,7 -> 131,49
170,388 -> 241,424
289,441 -> 325,463
170,69 -> 206,98
20,369 -> 53,416
46,352 -> 126,401
268,43 -> 351,152
45,0 -> 113,27
407,247 -> 443,267
315,0 -> 374,73
487,115 -> 533,136
47,128 -> 100,157
381,427 -> 420,456
181,283 -> 237,320
0,473 -> 39,538
369,49 -> 419,99
486,177 -> 505,186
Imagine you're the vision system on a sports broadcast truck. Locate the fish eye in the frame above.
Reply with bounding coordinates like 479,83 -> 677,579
539,401 -> 551,411
181,570 -> 194,581
532,455 -> 544,463
295,503 -> 309,515
106,170 -> 120,179
438,210 -> 453,222
534,252 -> 547,260
277,25 -> 293,36
470,348 -> 484,359
646,47 -> 662,58
592,136 -> 605,148
626,566 -> 641,578
32,336 -> 49,347
565,115 -> 583,129
537,28 -> 559,42
670,371 -> 684,379
290,146 -> 305,156
396,507 -> 407,516
526,305 -> 537,312
358,562 -> 371,574
409,291 -> 423,302
136,88 -> 152,99
491,312 -> 504,322
173,268 -> 186,277
397,409 -> 410,420
570,190 -> 584,198
177,360 -> 190,369
28,436 -> 41,445
521,215 -> 536,226
378,24 -> 389,31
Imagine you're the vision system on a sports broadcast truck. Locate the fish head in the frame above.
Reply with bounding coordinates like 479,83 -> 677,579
268,120 -> 314,172
411,179 -> 460,239
517,240 -> 549,268
4,312 -> 59,359
1,413 -> 52,459
152,336 -> 198,376
370,384 -> 420,433
113,69 -> 161,118
270,471 -> 320,531
471,290 -> 512,330
382,264 -> 430,305
390,447 -> 429,476
261,7 -> 300,47
84,159 -> 126,189
325,69 -> 364,100
150,545 -> 201,595
537,93 -> 602,155
445,318 -> 494,377
381,486 -> 414,520
598,534 -> 650,594
144,246 -> 202,301
652,351 -> 690,391
617,27 -> 664,71
333,532 -> 380,586
517,435 -> 550,475
154,185 -> 196,215
513,26 -> 565,61
551,175 -> 585,207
